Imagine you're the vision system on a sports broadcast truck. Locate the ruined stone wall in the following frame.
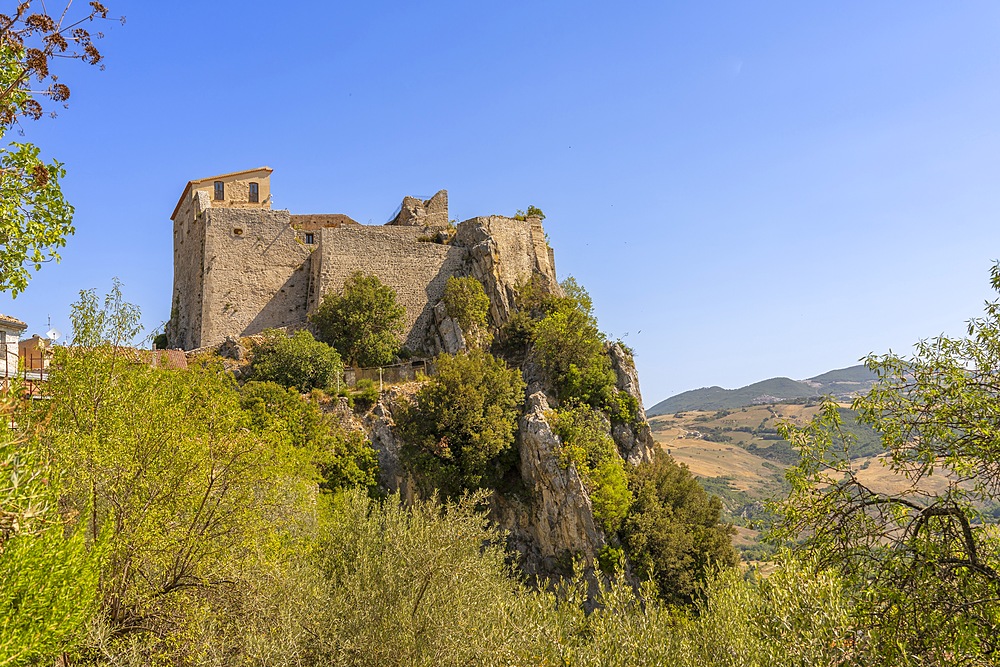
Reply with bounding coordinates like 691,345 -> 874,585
199,208 -> 313,347
167,192 -> 209,350
168,197 -> 560,352
309,226 -> 467,352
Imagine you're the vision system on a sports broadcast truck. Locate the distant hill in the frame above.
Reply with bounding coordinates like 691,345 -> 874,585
647,364 -> 877,416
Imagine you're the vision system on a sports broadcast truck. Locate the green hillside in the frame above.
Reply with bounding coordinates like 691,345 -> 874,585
647,364 -> 876,416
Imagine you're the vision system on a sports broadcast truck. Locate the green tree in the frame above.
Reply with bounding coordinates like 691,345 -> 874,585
621,450 -> 738,605
0,3 -> 119,295
775,266 -> 1000,662
36,284 -> 319,657
527,278 -> 618,409
311,271 -> 405,367
443,275 -> 492,348
241,380 -> 378,493
248,328 -> 343,392
398,350 -> 525,495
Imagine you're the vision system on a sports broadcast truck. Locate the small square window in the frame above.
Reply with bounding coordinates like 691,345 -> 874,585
304,233 -> 315,244
249,182 -> 259,203
214,181 -> 225,200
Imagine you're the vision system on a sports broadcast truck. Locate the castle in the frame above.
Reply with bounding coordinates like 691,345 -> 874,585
166,168 -> 558,352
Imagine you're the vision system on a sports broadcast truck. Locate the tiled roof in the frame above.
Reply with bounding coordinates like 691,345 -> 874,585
0,314 -> 27,331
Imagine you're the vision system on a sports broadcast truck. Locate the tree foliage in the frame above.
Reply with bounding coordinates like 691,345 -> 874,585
398,350 -> 525,495
248,328 -> 343,392
505,276 -> 620,411
0,392 -> 100,666
621,450 -> 738,605
311,271 -> 405,367
443,275 -> 492,348
0,2 -> 120,295
774,262 -> 1000,662
241,380 -> 378,493
30,285 -> 329,659
550,403 -> 633,533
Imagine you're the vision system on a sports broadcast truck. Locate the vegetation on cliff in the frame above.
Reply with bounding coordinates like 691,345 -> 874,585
397,349 -> 525,496
311,270 -> 405,366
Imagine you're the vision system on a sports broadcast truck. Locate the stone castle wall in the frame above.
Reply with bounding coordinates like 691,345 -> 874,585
308,226 -> 467,352
168,192 -> 209,351
199,208 -> 312,345
168,191 -> 559,353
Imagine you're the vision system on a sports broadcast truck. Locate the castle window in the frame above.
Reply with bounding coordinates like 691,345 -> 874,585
214,181 -> 224,200
249,182 -> 259,203
304,233 -> 315,244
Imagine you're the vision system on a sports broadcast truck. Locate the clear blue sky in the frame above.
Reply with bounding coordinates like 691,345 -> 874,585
4,1 -> 1000,406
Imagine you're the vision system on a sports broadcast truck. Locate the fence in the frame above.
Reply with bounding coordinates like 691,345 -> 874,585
0,351 -> 49,397
344,358 -> 435,388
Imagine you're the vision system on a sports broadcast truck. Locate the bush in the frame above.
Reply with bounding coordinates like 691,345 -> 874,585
248,329 -> 343,392
310,271 -> 405,367
352,378 -> 379,412
397,350 -> 525,496
240,380 -> 378,493
620,450 -> 738,605
549,403 -> 633,533
443,275 -> 492,348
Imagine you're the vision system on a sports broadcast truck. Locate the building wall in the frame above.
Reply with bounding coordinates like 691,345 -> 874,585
185,168 -> 272,213
0,326 -> 22,376
199,207 -> 313,347
309,226 -> 468,352
167,191 -> 209,350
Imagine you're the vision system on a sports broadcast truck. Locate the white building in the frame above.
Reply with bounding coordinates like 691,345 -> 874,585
0,314 -> 27,377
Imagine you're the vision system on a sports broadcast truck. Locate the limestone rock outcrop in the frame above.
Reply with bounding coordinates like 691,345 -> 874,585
493,391 -> 606,575
608,342 -> 656,465
455,216 -> 559,330
430,300 -> 467,356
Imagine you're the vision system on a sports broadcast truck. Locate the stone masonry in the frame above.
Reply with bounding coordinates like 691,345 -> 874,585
166,168 -> 557,353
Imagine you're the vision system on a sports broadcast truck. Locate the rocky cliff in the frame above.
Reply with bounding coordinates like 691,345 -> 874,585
365,216 -> 656,578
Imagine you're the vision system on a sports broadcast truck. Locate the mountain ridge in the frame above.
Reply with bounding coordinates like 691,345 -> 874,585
647,364 -> 877,416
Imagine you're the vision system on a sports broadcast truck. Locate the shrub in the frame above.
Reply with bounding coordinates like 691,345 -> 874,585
504,276 -> 620,413
397,350 -> 525,496
310,271 -> 405,367
248,329 -> 343,392
352,378 -> 379,412
620,450 -> 738,605
549,403 -> 633,532
443,275 -> 492,348
240,380 -> 378,493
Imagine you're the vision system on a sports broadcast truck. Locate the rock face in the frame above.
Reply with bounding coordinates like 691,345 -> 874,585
430,300 -> 467,356
607,342 -> 656,465
363,387 -> 418,503
456,216 -> 559,330
493,391 -> 606,576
